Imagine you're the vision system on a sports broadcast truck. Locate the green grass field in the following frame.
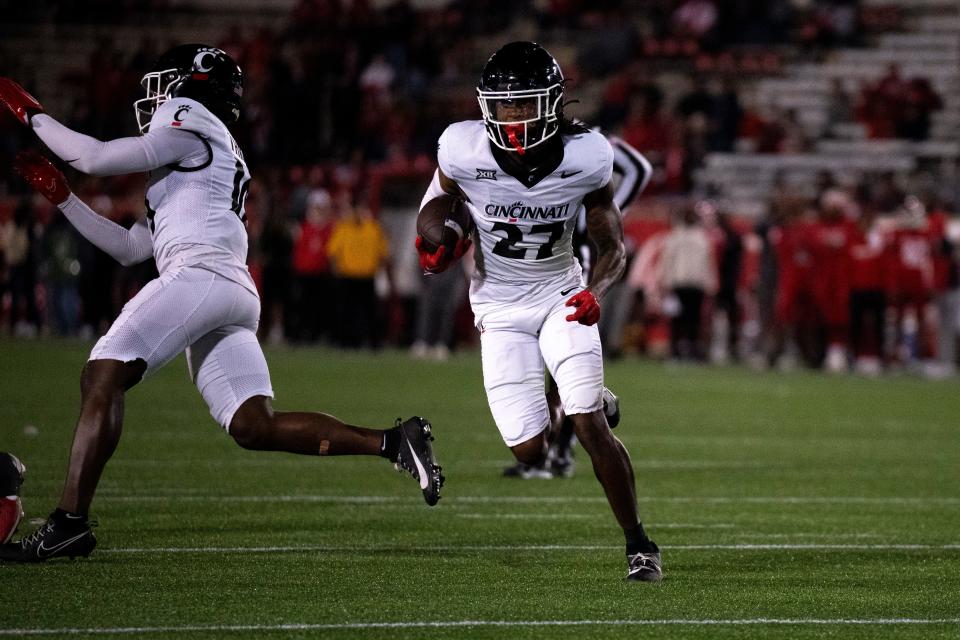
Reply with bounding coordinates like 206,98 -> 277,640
1,338 -> 959,639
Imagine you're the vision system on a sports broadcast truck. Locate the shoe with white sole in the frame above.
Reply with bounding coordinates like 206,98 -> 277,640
0,513 -> 96,562
626,544 -> 663,583
602,387 -> 620,429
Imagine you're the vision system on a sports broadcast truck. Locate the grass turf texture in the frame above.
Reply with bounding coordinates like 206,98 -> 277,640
1,338 -> 959,639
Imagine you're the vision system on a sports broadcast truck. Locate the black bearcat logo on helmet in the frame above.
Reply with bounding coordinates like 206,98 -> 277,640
193,51 -> 216,72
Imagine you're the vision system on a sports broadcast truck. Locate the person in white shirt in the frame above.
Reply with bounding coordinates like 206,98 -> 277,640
659,205 -> 718,360
415,41 -> 661,582
0,45 -> 443,563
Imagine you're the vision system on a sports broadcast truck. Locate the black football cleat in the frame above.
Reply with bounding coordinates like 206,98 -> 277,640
502,461 -> 552,479
546,447 -> 575,478
503,437 -> 576,479
0,514 -> 96,562
395,417 -> 444,506
626,544 -> 663,583
602,387 -> 620,429
501,461 -> 529,478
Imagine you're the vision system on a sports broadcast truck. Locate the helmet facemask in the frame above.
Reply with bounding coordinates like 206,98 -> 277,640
134,68 -> 184,133
477,83 -> 563,155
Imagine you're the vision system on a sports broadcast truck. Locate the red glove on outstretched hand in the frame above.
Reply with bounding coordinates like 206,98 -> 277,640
0,78 -> 44,126
415,234 -> 471,274
565,289 -> 601,326
14,151 -> 71,206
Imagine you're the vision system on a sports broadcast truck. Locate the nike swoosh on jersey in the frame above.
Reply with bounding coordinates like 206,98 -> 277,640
36,530 -> 89,558
407,441 -> 430,490
560,170 -> 583,179
560,286 -> 578,296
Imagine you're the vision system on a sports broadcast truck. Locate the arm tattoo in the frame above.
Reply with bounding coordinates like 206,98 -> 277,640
583,183 -> 626,300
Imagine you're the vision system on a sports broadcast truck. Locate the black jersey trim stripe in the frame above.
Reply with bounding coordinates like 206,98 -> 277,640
166,131 -> 213,173
611,145 -> 651,211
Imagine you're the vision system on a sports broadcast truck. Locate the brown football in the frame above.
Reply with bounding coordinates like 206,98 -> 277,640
417,194 -> 473,253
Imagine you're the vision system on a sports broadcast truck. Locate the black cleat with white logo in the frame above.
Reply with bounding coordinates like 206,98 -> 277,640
602,387 -> 620,429
394,416 -> 444,506
0,513 -> 96,562
626,543 -> 663,583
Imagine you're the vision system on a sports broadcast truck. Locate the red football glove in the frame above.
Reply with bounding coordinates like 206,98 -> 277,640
565,289 -> 601,326
0,78 -> 44,126
415,234 -> 471,274
14,151 -> 71,206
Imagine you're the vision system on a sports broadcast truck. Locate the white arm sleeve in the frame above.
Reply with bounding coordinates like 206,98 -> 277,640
31,114 -> 206,176
58,194 -> 153,266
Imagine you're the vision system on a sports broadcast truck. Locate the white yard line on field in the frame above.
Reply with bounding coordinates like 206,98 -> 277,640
96,543 -> 960,554
454,514 -> 735,528
91,494 -> 960,505
478,459 -> 768,469
736,532 -> 883,539
4,618 -> 960,636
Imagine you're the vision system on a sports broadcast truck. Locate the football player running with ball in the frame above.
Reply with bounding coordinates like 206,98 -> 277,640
503,132 -> 652,479
0,45 -> 443,563
416,41 -> 661,582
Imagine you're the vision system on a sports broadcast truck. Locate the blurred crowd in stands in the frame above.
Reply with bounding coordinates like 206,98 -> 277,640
1,0 -> 958,376
618,185 -> 960,379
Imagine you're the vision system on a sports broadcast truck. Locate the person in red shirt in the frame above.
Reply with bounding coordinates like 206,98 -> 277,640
848,209 -> 890,374
807,189 -> 858,372
772,207 -> 818,368
291,188 -> 336,343
889,196 -> 935,366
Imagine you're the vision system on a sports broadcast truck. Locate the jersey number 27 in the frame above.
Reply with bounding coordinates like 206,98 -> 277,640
491,221 -> 564,260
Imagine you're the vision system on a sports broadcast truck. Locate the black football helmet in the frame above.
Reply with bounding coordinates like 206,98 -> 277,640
134,44 -> 243,133
477,41 -> 564,154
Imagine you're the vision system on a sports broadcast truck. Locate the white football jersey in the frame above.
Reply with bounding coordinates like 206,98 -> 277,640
145,98 -> 255,294
438,120 -> 613,304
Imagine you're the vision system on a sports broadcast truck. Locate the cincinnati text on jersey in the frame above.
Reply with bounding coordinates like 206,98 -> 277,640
484,201 -> 571,220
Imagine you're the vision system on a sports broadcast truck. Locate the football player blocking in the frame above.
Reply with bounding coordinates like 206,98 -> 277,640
415,41 -> 662,582
0,45 -> 443,563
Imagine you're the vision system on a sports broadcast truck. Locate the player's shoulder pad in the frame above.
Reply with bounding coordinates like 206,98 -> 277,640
437,120 -> 486,180
568,127 -> 614,188
149,98 -> 215,138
